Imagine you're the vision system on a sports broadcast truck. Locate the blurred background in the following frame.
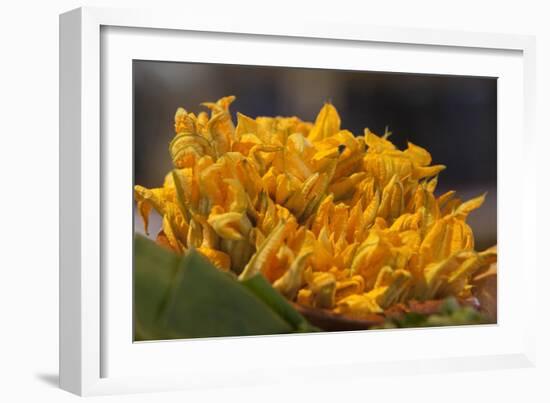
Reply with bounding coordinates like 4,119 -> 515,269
134,61 -> 497,250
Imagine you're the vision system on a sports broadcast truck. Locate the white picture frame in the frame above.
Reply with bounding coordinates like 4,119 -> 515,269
59,6 -> 537,396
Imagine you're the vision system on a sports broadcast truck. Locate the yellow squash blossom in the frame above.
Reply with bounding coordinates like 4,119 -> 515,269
135,96 -> 496,319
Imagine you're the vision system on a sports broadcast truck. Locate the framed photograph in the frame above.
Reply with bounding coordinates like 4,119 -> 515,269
60,7 -> 537,396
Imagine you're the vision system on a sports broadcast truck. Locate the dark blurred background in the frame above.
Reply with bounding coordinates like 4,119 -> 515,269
133,61 -> 497,249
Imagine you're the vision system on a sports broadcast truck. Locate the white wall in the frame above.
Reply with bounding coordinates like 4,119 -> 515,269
1,0 -> 548,401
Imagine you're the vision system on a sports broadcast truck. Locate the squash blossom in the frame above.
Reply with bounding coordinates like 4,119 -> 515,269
135,96 -> 497,318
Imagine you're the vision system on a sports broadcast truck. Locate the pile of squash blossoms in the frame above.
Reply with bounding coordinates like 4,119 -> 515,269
134,96 -> 496,319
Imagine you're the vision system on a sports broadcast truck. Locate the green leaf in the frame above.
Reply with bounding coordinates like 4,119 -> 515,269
374,297 -> 489,329
134,235 -> 318,340
133,235 -> 180,341
161,250 -> 294,338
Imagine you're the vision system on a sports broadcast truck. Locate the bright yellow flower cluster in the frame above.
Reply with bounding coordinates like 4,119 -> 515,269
135,96 -> 496,318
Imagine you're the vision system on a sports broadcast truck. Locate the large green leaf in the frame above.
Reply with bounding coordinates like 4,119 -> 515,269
134,235 -> 316,340
161,250 -> 294,338
134,235 -> 180,341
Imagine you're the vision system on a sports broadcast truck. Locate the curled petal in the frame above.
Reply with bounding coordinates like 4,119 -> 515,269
207,212 -> 251,241
197,247 -> 231,271
308,103 -> 341,142
273,252 -> 312,299
335,294 -> 383,317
